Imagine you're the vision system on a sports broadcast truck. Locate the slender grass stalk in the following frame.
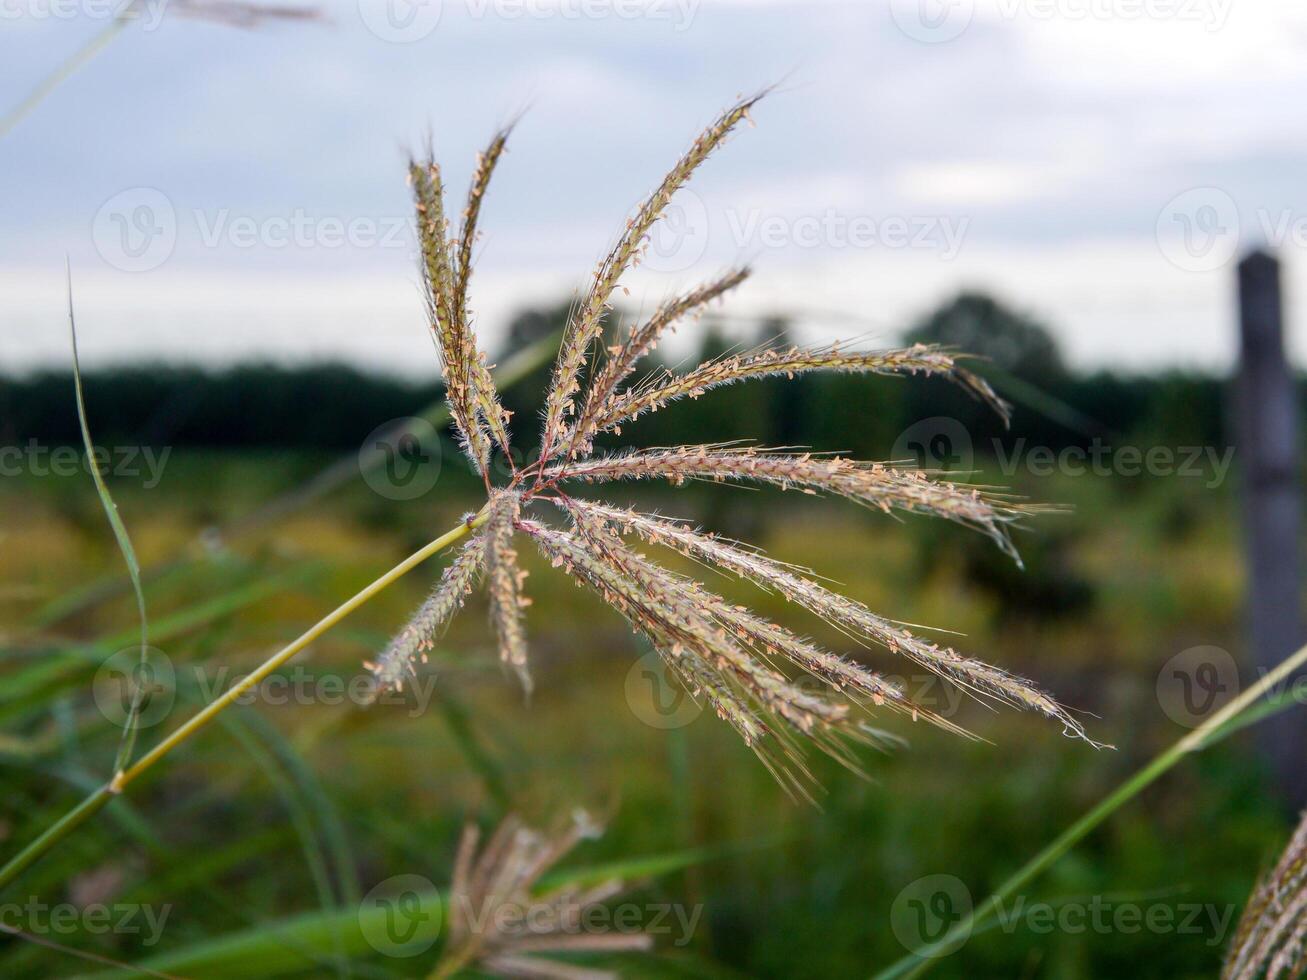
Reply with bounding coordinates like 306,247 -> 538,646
876,640 -> 1307,980
68,268 -> 151,774
0,508 -> 489,894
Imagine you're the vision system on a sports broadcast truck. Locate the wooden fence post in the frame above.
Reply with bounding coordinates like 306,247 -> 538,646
1236,248 -> 1306,807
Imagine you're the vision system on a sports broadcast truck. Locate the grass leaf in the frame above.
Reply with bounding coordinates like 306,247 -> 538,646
66,266 -> 150,776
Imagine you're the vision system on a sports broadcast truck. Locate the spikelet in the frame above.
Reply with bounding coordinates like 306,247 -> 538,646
455,126 -> 515,457
539,92 -> 766,463
436,809 -> 653,979
485,490 -> 531,692
454,125 -> 512,321
592,341 -> 1010,437
410,156 -> 492,471
1224,810 -> 1307,980
366,533 -> 486,694
549,446 -> 1031,562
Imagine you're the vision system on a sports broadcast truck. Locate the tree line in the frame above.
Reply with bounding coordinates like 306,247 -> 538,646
0,293 -> 1233,460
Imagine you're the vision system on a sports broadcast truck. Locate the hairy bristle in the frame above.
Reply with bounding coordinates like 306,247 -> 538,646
538,91 -> 766,464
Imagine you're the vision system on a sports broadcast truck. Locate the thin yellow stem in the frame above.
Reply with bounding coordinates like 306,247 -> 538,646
118,509 -> 488,789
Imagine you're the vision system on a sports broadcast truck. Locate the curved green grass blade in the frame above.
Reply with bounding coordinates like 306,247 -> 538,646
66,267 -> 150,776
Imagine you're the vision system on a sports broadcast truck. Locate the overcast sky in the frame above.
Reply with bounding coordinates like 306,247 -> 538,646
4,0 -> 1307,377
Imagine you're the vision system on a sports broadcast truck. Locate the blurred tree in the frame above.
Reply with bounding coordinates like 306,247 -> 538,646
758,316 -> 810,447
902,291 -> 1070,448
905,291 -> 1067,380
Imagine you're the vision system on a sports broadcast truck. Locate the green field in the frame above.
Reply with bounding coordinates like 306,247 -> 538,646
0,450 -> 1294,977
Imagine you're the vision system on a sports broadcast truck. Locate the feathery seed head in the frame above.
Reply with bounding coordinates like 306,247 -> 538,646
437,809 -> 653,979
370,90 -> 1098,796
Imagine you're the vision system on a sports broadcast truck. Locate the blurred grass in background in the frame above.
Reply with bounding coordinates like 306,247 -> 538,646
0,440 -> 1286,977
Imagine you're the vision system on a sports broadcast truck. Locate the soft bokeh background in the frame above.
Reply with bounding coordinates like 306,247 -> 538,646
3,1 -> 1307,977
